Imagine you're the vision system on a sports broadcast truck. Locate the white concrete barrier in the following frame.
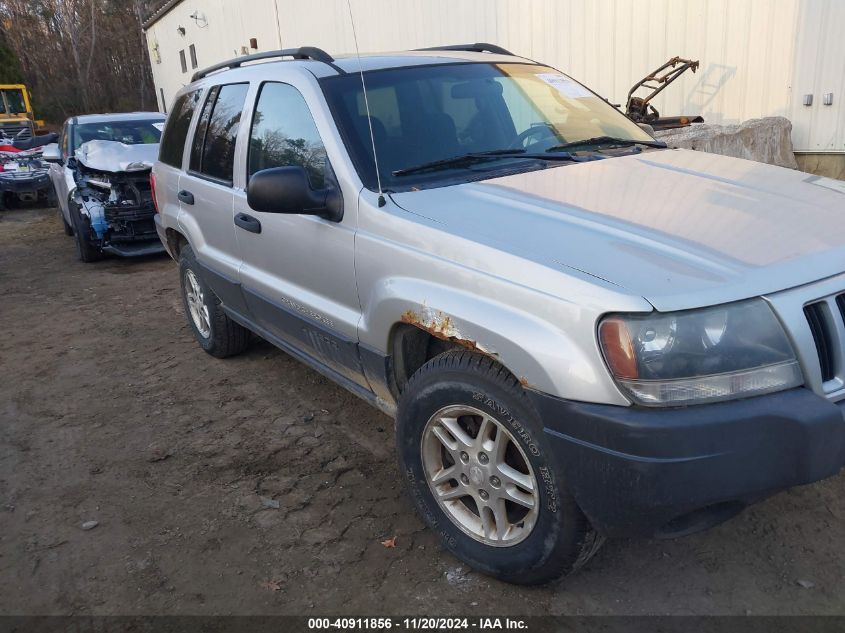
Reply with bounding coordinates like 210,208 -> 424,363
654,117 -> 799,169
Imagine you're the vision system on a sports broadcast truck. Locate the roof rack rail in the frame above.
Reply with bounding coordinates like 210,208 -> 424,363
415,43 -> 515,56
192,46 -> 335,81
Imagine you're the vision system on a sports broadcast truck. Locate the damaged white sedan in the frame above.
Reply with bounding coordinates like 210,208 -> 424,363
43,112 -> 166,262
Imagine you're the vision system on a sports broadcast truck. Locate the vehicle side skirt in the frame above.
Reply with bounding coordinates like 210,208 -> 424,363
241,285 -> 364,385
191,257 -> 395,415
221,304 -> 396,417
194,260 -> 250,315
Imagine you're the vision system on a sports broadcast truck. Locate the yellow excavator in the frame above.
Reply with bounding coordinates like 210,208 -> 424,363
0,84 -> 46,142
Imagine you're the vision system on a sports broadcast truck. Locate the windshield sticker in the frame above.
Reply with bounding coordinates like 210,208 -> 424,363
152,122 -> 165,131
536,74 -> 593,99
805,175 -> 845,195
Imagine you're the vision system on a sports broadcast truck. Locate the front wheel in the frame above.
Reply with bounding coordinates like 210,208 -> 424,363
60,204 -> 74,236
69,201 -> 103,262
397,350 -> 603,584
46,182 -> 59,209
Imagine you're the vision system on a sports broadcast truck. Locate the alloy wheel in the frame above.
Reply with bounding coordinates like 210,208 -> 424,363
184,269 -> 211,338
421,404 -> 539,546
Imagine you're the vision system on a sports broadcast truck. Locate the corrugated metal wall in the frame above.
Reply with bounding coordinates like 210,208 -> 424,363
789,0 -> 845,152
145,0 -> 843,152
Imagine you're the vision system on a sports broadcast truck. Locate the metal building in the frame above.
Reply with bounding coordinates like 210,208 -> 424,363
142,0 -> 844,175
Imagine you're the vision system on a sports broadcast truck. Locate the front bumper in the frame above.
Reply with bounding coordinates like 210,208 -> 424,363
102,240 -> 165,257
529,387 -> 845,538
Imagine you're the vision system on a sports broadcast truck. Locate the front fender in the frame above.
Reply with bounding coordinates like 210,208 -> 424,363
359,277 -> 633,406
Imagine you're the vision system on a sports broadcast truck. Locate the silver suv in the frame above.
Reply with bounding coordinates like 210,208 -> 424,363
153,44 -> 845,584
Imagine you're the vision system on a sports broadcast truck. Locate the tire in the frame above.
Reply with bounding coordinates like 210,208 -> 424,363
47,183 -> 59,209
179,244 -> 250,358
397,350 -> 603,585
69,201 -> 103,262
60,204 -> 74,236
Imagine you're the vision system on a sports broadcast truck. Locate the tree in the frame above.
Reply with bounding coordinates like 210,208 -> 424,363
0,0 -> 157,124
0,29 -> 25,83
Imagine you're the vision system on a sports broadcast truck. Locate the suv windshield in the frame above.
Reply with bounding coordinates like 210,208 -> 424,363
1,88 -> 27,115
71,119 -> 164,153
322,62 -> 655,191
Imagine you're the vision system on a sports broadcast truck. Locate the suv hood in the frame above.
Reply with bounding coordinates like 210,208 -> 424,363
391,149 -> 845,312
75,140 -> 158,173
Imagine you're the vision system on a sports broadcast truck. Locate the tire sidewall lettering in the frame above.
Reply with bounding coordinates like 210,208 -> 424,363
470,390 -> 558,514
471,391 -> 541,458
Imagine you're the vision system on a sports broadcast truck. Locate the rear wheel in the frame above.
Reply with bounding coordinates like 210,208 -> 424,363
397,350 -> 603,584
179,244 -> 250,358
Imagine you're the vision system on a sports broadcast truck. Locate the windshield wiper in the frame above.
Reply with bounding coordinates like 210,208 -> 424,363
546,136 -> 667,152
392,148 -> 580,177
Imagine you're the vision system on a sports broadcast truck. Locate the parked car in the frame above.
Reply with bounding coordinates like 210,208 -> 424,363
43,112 -> 166,262
152,44 -> 845,584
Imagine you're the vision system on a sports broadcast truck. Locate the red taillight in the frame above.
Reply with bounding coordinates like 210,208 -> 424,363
150,172 -> 159,213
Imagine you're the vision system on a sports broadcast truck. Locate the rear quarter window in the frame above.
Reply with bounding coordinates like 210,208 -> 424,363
159,90 -> 201,168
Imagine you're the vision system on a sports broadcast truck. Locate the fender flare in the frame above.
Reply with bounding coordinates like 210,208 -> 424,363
360,277 -> 631,405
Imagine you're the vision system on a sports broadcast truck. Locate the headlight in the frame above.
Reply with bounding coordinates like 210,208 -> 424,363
598,299 -> 803,406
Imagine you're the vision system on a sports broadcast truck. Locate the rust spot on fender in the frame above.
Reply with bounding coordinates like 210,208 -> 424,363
401,308 -> 496,356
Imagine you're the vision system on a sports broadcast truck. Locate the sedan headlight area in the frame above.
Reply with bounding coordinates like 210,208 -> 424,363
598,299 -> 803,406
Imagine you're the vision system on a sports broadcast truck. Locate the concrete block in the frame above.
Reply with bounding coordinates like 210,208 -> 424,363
654,117 -> 799,169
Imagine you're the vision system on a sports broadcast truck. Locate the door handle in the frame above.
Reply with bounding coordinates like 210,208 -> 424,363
178,189 -> 194,205
234,212 -> 261,234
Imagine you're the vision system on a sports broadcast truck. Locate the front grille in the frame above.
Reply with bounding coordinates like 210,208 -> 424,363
768,278 -> 845,399
836,295 -> 845,329
804,302 -> 835,382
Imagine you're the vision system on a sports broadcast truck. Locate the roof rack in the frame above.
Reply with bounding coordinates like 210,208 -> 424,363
192,47 -> 335,81
415,43 -> 515,56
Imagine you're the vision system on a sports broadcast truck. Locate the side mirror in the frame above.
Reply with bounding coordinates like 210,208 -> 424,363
42,143 -> 62,164
247,166 -> 343,222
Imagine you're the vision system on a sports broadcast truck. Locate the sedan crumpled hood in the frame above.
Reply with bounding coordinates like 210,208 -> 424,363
75,140 -> 158,173
390,149 -> 845,312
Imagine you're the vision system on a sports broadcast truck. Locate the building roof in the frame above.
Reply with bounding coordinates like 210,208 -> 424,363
141,0 -> 185,30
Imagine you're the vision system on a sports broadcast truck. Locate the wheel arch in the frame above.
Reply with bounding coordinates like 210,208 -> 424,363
165,227 -> 190,260
362,278 -> 629,405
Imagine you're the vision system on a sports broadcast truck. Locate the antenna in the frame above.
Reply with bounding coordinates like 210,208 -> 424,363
346,0 -> 386,207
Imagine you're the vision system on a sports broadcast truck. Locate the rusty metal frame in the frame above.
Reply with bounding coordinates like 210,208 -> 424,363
625,56 -> 700,123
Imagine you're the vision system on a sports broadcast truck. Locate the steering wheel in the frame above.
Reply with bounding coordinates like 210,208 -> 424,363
509,124 -> 558,150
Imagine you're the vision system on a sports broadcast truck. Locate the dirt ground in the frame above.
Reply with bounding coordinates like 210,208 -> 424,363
2,205 -> 845,616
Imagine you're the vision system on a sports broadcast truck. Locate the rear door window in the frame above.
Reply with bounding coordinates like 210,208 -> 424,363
159,89 -> 201,167
189,86 -> 219,173
189,83 -> 249,185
